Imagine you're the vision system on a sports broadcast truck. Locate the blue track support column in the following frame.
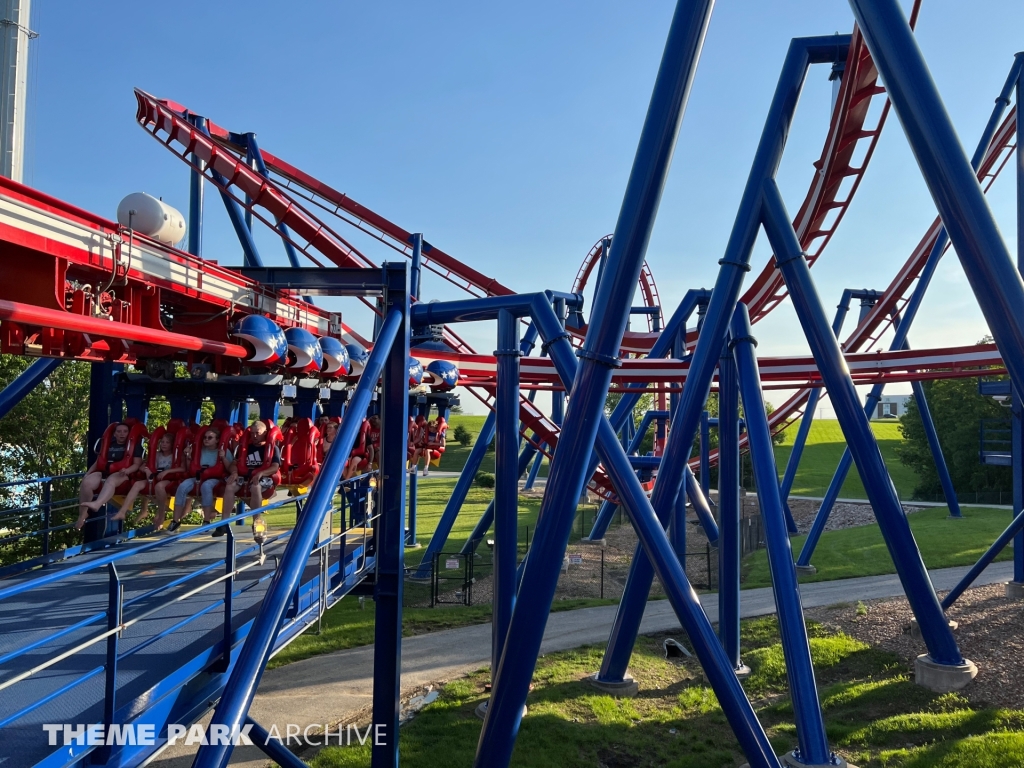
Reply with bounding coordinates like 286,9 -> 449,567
1015,60 -> 1024,586
0,357 -> 60,420
670,482 -> 686,561
700,409 -> 711,499
492,310 -> 520,686
415,411 -> 496,576
910,375 -> 961,518
850,1 -> 1024,440
523,448 -> 544,490
192,306 -> 404,768
407,469 -> 418,547
779,289 -> 852,525
371,262 -> 410,768
187,115 -> 205,257
731,304 -> 833,765
460,441 -> 540,556
410,233 -> 423,301
533,300 -> 782,768
87,362 -> 116,468
475,4 -> 714,763
193,122 -> 264,269
247,133 -> 302,269
761,177 -> 966,670
686,464 -> 718,543
717,346 -> 743,671
598,35 -> 849,685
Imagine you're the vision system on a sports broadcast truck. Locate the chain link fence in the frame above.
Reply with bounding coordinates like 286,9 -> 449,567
404,504 -> 766,608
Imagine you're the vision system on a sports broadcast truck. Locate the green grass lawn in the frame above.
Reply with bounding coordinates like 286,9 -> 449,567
310,616 -> 1024,767
773,419 -> 920,499
743,506 -> 1014,588
269,476 -> 606,665
438,414 -> 550,478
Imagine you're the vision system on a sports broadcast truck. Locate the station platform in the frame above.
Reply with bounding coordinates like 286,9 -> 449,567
0,522 -> 373,768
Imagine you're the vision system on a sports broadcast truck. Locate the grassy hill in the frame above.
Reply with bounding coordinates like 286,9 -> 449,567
773,419 -> 920,500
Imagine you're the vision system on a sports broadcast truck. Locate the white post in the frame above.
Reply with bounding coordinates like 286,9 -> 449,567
0,0 -> 35,183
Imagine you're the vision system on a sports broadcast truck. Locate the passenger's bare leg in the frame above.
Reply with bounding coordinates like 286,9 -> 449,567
85,472 -> 128,510
77,473 -> 102,528
112,480 -> 147,521
152,482 -> 171,528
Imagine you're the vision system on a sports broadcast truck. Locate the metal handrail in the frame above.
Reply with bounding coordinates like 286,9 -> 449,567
0,470 -> 380,734
0,481 -> 330,601
0,471 -> 85,490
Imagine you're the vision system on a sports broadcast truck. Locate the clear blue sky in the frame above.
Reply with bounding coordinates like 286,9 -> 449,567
22,1 -> 1024,414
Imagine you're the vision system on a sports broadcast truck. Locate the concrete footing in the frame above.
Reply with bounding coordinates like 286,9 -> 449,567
908,618 -> 958,640
740,750 -> 855,768
1006,581 -> 1024,599
795,564 -> 817,576
587,672 -> 639,698
914,654 -> 977,692
580,537 -> 607,547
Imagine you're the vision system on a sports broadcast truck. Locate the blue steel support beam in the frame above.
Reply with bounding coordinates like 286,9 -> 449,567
761,177 -> 964,667
410,291 -> 581,326
794,42 -> 1024,562
187,115 -> 205,258
700,409 -> 711,499
586,288 -> 713,544
407,469 -> 418,547
523,447 -> 544,490
193,122 -> 264,269
942,503 -> 1024,610
795,47 -> 1024,540
371,262 -> 410,768
192,303 -> 404,768
461,439 -> 541,556
533,298 -> 783,768
1015,55 -> 1024,585
492,310 -> 520,683
848,0 -> 1024,445
0,357 -> 60,420
417,325 -> 538,573
598,35 -> 848,684
717,345 -> 742,670
246,133 -> 303,269
731,304 -> 832,765
410,233 -> 423,301
779,291 -> 853,528
475,3 -> 714,763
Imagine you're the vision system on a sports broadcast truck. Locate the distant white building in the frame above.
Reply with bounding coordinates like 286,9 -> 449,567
875,394 -> 911,419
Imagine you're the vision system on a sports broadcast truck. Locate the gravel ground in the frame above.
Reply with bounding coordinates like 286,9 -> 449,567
806,583 -> 1024,709
780,497 -> 924,534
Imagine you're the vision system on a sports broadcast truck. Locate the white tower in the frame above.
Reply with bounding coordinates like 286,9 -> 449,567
0,0 -> 34,183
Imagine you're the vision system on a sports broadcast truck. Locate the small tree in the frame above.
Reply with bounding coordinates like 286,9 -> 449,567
452,423 -> 472,446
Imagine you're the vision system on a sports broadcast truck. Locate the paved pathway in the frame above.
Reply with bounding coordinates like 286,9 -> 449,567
152,560 -> 1014,766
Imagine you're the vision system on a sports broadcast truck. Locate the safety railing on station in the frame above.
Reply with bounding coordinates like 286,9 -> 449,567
0,472 -> 87,573
0,470 -> 380,764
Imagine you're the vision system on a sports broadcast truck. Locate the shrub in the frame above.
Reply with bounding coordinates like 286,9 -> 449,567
475,471 -> 495,488
452,424 -> 472,447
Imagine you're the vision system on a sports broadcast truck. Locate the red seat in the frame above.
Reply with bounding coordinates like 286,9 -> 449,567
283,418 -> 321,486
95,418 -> 149,493
234,420 -> 284,500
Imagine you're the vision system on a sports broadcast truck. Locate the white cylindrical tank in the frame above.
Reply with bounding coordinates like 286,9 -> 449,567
116,192 -> 186,245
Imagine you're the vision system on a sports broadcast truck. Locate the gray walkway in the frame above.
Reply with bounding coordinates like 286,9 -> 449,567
152,560 -> 1014,767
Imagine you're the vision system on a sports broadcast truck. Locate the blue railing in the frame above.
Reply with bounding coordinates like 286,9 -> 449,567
0,470 -> 379,768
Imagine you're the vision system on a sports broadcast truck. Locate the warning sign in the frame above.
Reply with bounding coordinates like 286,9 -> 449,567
445,558 -> 460,570
567,554 -> 583,566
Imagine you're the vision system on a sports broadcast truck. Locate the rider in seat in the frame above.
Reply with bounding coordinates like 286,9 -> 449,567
219,420 -> 282,534
76,421 -> 145,531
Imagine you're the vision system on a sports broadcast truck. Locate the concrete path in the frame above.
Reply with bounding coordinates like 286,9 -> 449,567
151,560 -> 1014,766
